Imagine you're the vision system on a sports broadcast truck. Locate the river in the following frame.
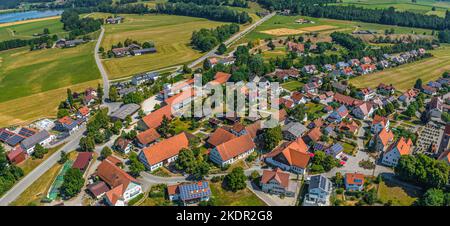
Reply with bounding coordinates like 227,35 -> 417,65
0,10 -> 64,24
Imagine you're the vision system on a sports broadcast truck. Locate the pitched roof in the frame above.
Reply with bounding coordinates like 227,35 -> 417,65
266,138 -> 310,168
78,106 -> 90,116
7,146 -> 25,162
377,127 -> 394,146
141,105 -> 173,129
105,184 -> 124,205
207,127 -> 237,147
345,173 -> 365,185
21,130 -> 51,150
72,152 -> 92,170
386,137 -> 412,155
97,159 -> 138,190
212,72 -> 231,85
372,115 -> 388,126
438,149 -> 450,163
141,132 -> 189,165
333,93 -> 362,106
87,181 -> 110,197
215,134 -> 256,161
179,181 -> 211,201
245,121 -> 261,140
164,89 -> 195,106
261,168 -> 290,188
355,102 -> 373,116
306,127 -> 322,142
136,128 -> 161,145
283,122 -> 307,137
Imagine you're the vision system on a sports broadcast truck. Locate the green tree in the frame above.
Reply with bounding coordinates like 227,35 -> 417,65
100,146 -> 113,160
109,86 -> 119,102
97,83 -> 103,100
419,188 -> 445,206
203,59 -> 212,70
129,152 -> 145,177
182,64 -> 192,74
43,28 -> 50,34
33,144 -> 48,159
157,115 -> 173,138
262,126 -> 282,151
61,168 -> 84,199
79,136 -> 95,152
224,167 -> 247,192
414,79 -> 423,89
57,109 -> 70,118
217,43 -> 227,55
175,148 -> 196,173
67,88 -> 73,107
58,151 -> 69,164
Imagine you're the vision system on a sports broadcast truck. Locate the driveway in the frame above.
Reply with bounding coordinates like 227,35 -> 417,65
141,95 -> 162,114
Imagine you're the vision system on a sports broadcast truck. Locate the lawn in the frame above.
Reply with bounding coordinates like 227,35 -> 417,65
377,179 -> 421,206
342,142 -> 356,155
350,44 -> 450,92
209,182 -> 266,206
0,17 -> 66,41
282,80 -> 304,92
0,42 -> 101,127
97,13 -> 228,79
18,143 -> 65,175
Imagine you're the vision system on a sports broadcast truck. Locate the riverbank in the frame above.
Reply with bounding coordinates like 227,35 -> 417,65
0,15 -> 61,28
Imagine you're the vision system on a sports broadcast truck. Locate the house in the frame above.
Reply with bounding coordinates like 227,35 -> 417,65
325,143 -> 345,159
7,146 -> 26,165
398,89 -> 418,104
438,125 -> 450,152
55,39 -> 85,48
210,72 -> 232,86
331,82 -> 348,94
291,92 -> 307,105
338,120 -> 359,136
97,159 -> 142,206
260,168 -> 296,197
282,122 -> 307,141
270,68 -> 300,80
138,105 -> 173,130
361,56 -> 372,64
324,64 -> 334,71
303,127 -> 322,144
105,16 -> 123,24
265,138 -> 310,174
139,132 -> 189,171
209,134 -> 256,167
4,133 -> 26,147
358,64 -> 376,75
327,105 -> 349,123
381,137 -> 413,167
422,85 -> 437,95
77,106 -> 90,118
164,89 -> 196,112
54,116 -> 79,134
302,65 -> 318,75
303,82 -> 320,94
336,62 -> 349,69
352,102 -> 374,120
206,127 -> 237,147
230,122 -> 247,137
333,93 -> 362,107
426,96 -> 444,122
209,57 -> 235,67
87,181 -> 110,199
378,60 -> 390,69
72,152 -> 92,172
20,130 -> 53,155
358,88 -> 376,101
167,181 -> 211,205
437,149 -> 450,165
131,72 -> 159,86
373,127 -> 394,152
110,104 -> 140,121
377,83 -> 395,95
287,41 -> 304,53
135,128 -> 161,148
348,59 -> 360,67
112,47 -> 130,57
114,138 -> 133,154
131,48 -> 157,56
340,67 -> 354,76
371,115 -> 390,134
345,173 -> 365,191
303,174 -> 332,206
308,118 -> 323,129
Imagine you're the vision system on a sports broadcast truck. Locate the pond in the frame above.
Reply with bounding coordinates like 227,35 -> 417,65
0,10 -> 64,24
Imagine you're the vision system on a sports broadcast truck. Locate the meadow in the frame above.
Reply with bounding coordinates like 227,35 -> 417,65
97,13 -> 228,79
350,45 -> 450,92
0,17 -> 65,41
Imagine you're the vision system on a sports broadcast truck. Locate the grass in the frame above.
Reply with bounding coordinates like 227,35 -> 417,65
0,17 -> 66,41
18,144 -> 65,175
377,179 -> 421,206
96,13 -> 227,79
342,142 -> 356,155
209,182 -> 266,206
350,44 -> 450,92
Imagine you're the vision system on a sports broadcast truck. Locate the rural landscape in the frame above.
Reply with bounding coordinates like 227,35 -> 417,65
0,0 -> 449,213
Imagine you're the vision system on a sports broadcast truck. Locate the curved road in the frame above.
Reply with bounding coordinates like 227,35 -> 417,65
95,27 -> 110,103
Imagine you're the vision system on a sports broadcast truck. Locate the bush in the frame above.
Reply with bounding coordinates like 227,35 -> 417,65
127,193 -> 144,206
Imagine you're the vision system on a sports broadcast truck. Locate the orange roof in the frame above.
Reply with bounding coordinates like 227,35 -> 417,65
245,121 -> 261,140
231,122 -> 245,133
387,137 -> 412,155
97,160 -> 138,192
142,132 -> 189,165
345,173 -> 365,185
58,116 -> 74,125
106,155 -> 122,166
333,93 -> 361,106
211,72 -> 231,85
339,120 -> 359,133
78,106 -> 90,116
167,184 -> 179,196
215,134 -> 256,161
377,127 -> 394,146
291,91 -> 304,102
136,128 -> 161,145
164,89 -> 195,106
266,138 -> 310,168
438,149 -> 450,163
141,105 -> 173,129
261,168 -> 290,188
274,109 -> 288,122
372,115 -> 388,126
105,184 -> 124,205
207,127 -> 237,147
307,127 -> 322,142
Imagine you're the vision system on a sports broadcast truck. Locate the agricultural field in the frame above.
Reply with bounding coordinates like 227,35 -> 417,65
338,0 -> 450,17
97,13 -> 227,79
350,44 -> 450,92
0,42 -> 101,127
0,17 -> 66,41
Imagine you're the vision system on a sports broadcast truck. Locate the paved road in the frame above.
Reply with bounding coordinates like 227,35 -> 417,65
0,126 -> 86,206
94,27 -> 109,103
187,12 -> 275,68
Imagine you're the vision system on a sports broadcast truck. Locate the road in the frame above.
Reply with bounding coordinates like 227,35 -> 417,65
94,26 -> 109,104
0,126 -> 86,206
187,12 -> 275,68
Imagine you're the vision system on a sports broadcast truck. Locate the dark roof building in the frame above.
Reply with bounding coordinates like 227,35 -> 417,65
110,104 -> 140,121
72,152 -> 93,171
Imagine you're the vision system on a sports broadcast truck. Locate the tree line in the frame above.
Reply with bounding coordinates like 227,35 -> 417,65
191,24 -> 240,52
0,35 -> 55,52
155,2 -> 252,24
61,9 -> 103,38
0,145 -> 24,197
168,0 -> 249,8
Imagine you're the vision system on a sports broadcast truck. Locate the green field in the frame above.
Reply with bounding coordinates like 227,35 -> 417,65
281,80 -> 304,91
209,182 -> 266,206
338,0 -> 450,17
97,13 -> 228,79
350,45 -> 450,92
0,17 -> 66,41
377,179 -> 421,206
0,41 -> 101,126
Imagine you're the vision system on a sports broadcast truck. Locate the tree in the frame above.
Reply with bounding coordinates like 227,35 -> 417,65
203,59 -> 212,70
43,28 -> 50,34
414,79 -> 423,89
61,168 -> 84,199
79,136 -> 95,152
100,146 -> 112,160
175,148 -> 196,173
67,88 -> 73,107
217,43 -> 227,55
97,83 -> 103,100
192,160 -> 210,180
261,126 -> 282,151
419,188 -> 445,206
224,167 -> 247,192
109,86 -> 119,102
57,109 -> 70,118
129,152 -> 145,177
157,115 -> 173,138
182,64 -> 192,74
58,151 -> 69,164
33,144 -> 48,159
267,40 -> 275,50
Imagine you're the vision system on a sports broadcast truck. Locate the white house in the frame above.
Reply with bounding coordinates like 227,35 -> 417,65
303,174 -> 332,206
260,169 -> 297,197
209,134 -> 256,167
265,138 -> 310,175
381,137 -> 413,167
20,130 -> 54,155
371,115 -> 390,134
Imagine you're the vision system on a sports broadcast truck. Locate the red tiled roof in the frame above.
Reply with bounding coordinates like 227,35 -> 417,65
215,134 -> 256,161
141,105 -> 173,129
245,121 -> 261,140
207,127 -> 237,147
105,184 -> 124,205
333,93 -> 361,106
97,160 -> 139,203
164,89 -> 195,106
167,184 -> 179,196
372,115 -> 388,126
339,121 -> 359,133
58,116 -> 74,125
261,168 -> 290,188
306,127 -> 322,142
78,106 -> 90,116
345,173 -> 365,185
387,137 -> 412,155
378,128 -> 394,146
72,152 -> 92,170
266,138 -> 310,168
142,133 -> 189,165
136,128 -> 161,145
291,91 -> 304,102
212,72 -> 231,85
7,146 -> 25,162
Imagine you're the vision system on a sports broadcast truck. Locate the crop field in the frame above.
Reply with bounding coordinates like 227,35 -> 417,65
0,17 -> 65,41
97,13 -> 227,79
338,0 -> 450,17
350,45 -> 450,92
0,42 -> 101,126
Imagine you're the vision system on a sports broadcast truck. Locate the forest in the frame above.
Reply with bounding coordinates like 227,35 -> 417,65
61,9 -> 103,37
168,0 -> 249,8
191,23 -> 240,51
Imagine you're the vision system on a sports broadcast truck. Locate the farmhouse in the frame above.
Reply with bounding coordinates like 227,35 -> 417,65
139,132 -> 190,171
7,146 -> 26,165
138,105 -> 173,130
20,130 -> 54,155
206,127 -> 237,148
209,134 -> 256,167
131,48 -> 157,56
260,168 -> 296,197
265,138 -> 310,174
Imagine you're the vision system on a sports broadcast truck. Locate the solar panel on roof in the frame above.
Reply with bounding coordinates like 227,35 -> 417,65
319,176 -> 326,190
6,134 -> 25,146
179,182 -> 211,201
0,131 -> 13,142
18,128 -> 36,137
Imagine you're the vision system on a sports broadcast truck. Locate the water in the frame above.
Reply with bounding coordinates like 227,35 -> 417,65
0,10 -> 64,24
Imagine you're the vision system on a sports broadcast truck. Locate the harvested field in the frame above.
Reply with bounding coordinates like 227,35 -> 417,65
260,28 -> 307,36
300,25 -> 337,32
